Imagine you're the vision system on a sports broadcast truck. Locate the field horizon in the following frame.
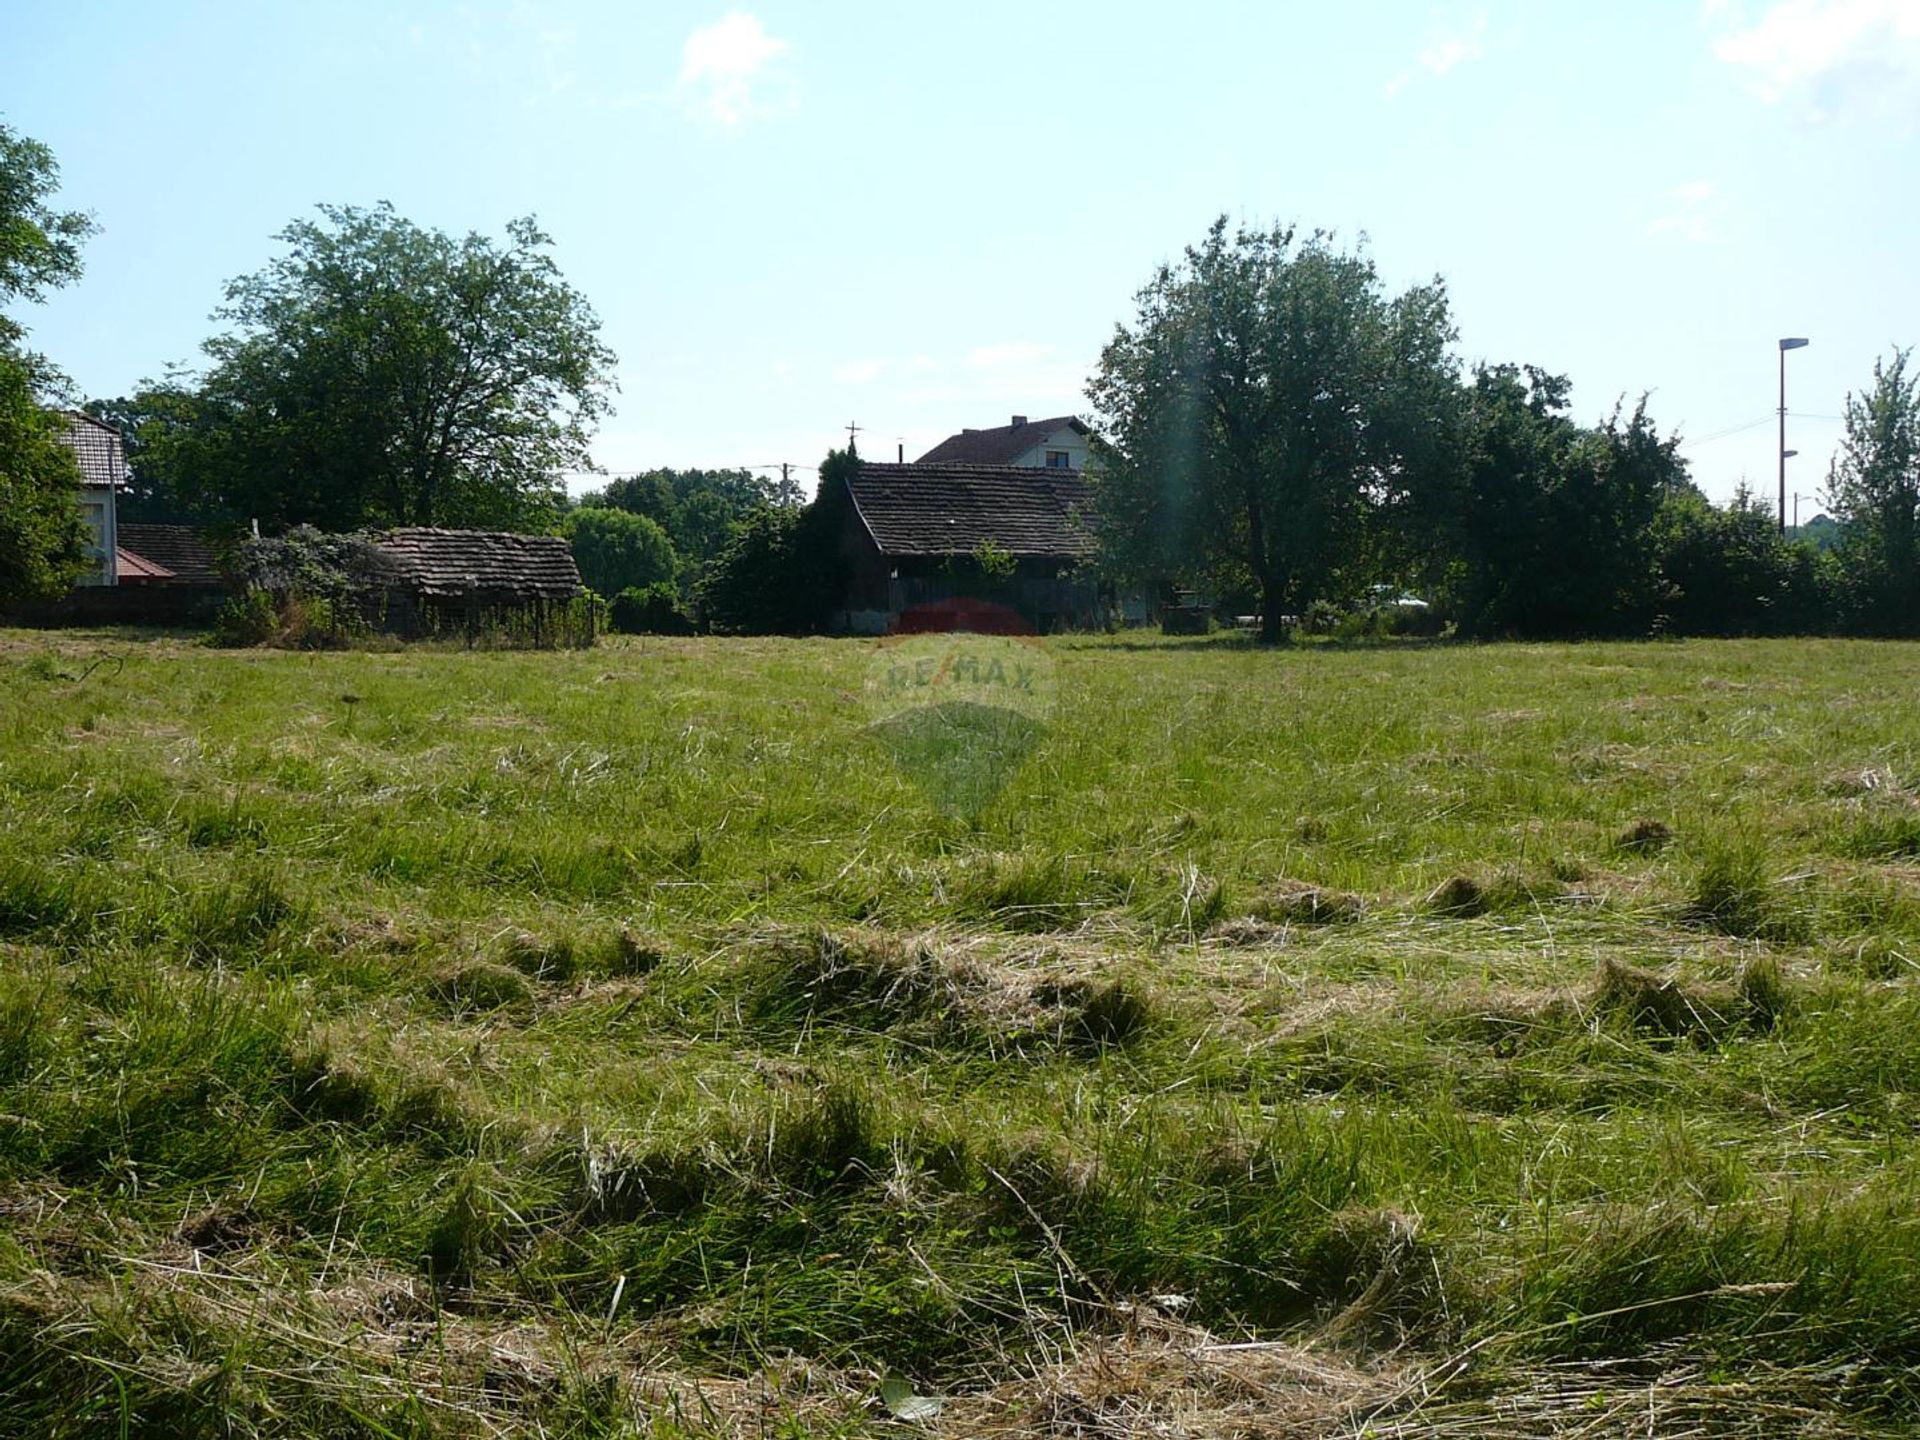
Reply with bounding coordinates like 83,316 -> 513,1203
3,628 -> 1918,1436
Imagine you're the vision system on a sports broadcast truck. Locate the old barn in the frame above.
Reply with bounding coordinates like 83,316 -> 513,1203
368,528 -> 593,646
827,460 -> 1098,634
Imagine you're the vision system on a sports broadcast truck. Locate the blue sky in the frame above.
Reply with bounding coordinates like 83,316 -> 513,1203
5,0 -> 1917,508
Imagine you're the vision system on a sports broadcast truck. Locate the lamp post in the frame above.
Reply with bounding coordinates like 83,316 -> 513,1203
1779,337 -> 1809,533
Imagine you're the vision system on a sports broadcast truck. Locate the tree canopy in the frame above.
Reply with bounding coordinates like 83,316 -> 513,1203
1087,218 -> 1458,640
0,122 -> 91,603
1425,365 -> 1687,636
0,123 -> 95,328
160,204 -> 615,532
563,506 -> 677,598
1827,348 -> 1920,632
585,466 -> 803,577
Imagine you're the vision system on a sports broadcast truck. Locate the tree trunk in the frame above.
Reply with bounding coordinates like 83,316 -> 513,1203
1257,572 -> 1288,644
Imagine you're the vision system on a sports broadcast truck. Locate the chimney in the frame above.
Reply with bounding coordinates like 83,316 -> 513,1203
1011,414 -> 1028,427
897,442 -> 904,463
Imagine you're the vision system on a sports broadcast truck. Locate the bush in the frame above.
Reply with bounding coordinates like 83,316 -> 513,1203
564,507 -> 677,599
1651,486 -> 1836,636
609,582 -> 693,635
207,590 -> 280,647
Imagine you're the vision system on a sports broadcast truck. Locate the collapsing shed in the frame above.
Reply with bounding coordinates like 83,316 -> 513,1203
367,528 -> 594,646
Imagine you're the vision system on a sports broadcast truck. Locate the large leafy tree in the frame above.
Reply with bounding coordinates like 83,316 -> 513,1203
1651,483 -> 1833,636
1424,365 -> 1684,636
0,123 -> 92,602
84,374 -> 203,520
588,466 -> 803,576
1826,348 -> 1920,633
697,449 -> 851,634
1087,218 -> 1457,640
563,506 -> 677,598
172,204 -> 615,531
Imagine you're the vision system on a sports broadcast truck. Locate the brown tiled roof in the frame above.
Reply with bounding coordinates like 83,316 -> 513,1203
917,415 -> 1088,465
118,524 -> 223,585
371,528 -> 584,600
54,411 -> 127,489
844,462 -> 1092,559
113,547 -> 176,582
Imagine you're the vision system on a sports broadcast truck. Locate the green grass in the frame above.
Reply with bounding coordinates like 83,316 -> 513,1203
2,629 -> 1920,1435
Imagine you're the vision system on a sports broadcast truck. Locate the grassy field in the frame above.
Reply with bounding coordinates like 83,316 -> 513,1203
3,629 -> 1919,1436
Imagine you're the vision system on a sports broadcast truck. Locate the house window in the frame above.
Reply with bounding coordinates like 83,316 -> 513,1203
1045,450 -> 1071,468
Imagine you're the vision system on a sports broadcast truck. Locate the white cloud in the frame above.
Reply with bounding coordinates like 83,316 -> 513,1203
1385,11 -> 1487,96
1645,179 -> 1721,242
834,359 -> 886,384
680,12 -> 791,126
1419,20 -> 1487,75
1708,0 -> 1920,119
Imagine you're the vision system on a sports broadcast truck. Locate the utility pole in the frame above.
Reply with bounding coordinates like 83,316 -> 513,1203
845,420 -> 863,451
1778,337 -> 1809,533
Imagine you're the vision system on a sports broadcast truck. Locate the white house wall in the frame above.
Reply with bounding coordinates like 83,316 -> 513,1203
1007,426 -> 1091,470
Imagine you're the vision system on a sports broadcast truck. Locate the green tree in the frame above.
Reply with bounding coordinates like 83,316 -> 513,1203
1423,365 -> 1684,636
172,203 -> 615,531
84,375 -> 203,520
1087,218 -> 1458,640
0,124 -> 95,318
1826,348 -> 1920,633
0,362 -> 87,601
0,123 -> 93,602
563,506 -> 677,598
1651,483 -> 1833,635
697,449 -> 850,633
589,466 -> 803,577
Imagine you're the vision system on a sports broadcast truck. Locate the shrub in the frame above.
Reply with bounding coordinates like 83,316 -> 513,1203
207,589 -> 280,647
564,507 -> 677,599
609,581 -> 693,635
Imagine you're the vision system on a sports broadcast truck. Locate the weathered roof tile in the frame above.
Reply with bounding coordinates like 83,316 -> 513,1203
845,462 -> 1092,560
370,528 -> 584,600
917,415 -> 1088,466
55,412 -> 127,489
118,524 -> 222,585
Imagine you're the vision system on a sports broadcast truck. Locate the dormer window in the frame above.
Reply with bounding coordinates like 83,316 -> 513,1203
1044,450 -> 1071,468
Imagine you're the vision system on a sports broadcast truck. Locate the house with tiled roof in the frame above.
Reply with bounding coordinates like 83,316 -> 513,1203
917,414 -> 1093,470
826,459 -> 1099,634
50,413 -> 228,591
55,412 -> 125,586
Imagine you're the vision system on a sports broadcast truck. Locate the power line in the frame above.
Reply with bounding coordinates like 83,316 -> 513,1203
1680,412 -> 1846,450
1680,415 -> 1774,448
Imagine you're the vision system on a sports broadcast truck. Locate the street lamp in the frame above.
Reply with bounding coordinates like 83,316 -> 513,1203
1779,337 -> 1809,533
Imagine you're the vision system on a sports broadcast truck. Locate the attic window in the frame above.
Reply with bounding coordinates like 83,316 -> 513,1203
1044,450 -> 1070,468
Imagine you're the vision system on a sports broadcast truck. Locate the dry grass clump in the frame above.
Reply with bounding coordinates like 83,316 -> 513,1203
493,926 -> 579,982
608,925 -> 668,976
425,958 -> 535,1012
1591,957 -> 1792,1043
1829,935 -> 1920,980
1427,873 -> 1489,917
753,928 -> 1160,1053
1425,869 -> 1564,919
945,1322 -> 1400,1439
1824,766 -> 1908,798
1614,816 -> 1673,854
1247,880 -> 1366,927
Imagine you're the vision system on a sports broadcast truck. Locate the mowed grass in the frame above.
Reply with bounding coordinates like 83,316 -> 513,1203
2,629 -> 1919,1436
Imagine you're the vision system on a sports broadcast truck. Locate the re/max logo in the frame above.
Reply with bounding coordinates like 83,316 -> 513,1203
882,652 -> 1040,694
